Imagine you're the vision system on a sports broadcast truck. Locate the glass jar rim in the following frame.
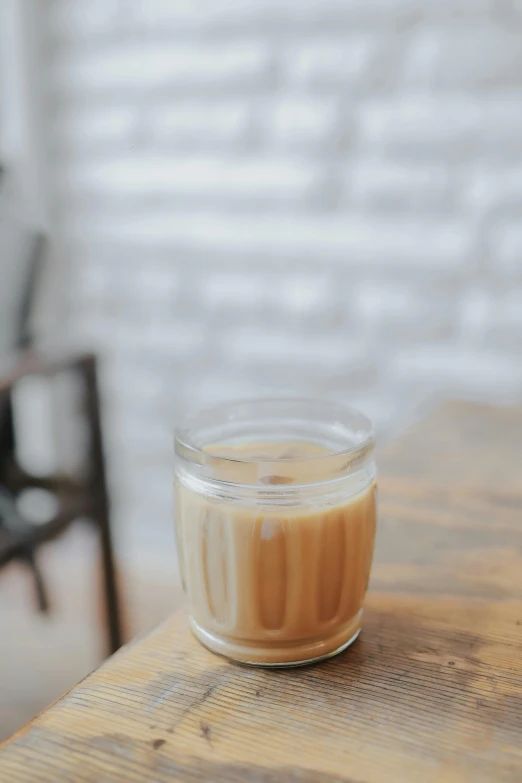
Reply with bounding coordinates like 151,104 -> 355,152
174,398 -> 375,485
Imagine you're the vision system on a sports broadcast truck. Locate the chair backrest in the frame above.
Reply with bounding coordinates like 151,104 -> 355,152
0,173 -> 45,358
0,168 -> 46,466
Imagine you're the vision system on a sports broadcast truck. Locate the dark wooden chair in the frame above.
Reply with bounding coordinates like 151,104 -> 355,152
0,184 -> 122,655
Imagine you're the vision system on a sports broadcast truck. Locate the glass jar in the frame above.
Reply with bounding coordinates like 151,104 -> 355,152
174,399 -> 377,667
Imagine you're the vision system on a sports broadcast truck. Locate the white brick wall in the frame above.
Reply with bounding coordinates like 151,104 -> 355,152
42,0 -> 522,557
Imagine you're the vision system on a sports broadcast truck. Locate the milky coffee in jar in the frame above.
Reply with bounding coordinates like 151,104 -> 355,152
174,399 -> 377,666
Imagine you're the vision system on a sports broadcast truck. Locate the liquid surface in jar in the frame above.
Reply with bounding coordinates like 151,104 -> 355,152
205,440 -> 330,459
203,440 -> 352,485
175,440 -> 377,664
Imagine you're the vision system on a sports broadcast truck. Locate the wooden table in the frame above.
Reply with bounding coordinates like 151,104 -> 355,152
1,401 -> 521,782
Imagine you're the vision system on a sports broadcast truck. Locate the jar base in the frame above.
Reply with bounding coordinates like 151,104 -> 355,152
189,612 -> 362,667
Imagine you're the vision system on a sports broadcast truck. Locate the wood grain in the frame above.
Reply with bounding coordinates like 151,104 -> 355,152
1,400 -> 521,783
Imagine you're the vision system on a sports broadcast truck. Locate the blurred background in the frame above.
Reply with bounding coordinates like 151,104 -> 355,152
1,0 -> 522,740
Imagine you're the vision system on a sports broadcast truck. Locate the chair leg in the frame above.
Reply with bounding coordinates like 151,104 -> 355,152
82,355 -> 123,655
98,494 -> 123,655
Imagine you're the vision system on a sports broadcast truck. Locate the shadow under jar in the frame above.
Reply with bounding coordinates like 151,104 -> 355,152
174,399 -> 377,666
